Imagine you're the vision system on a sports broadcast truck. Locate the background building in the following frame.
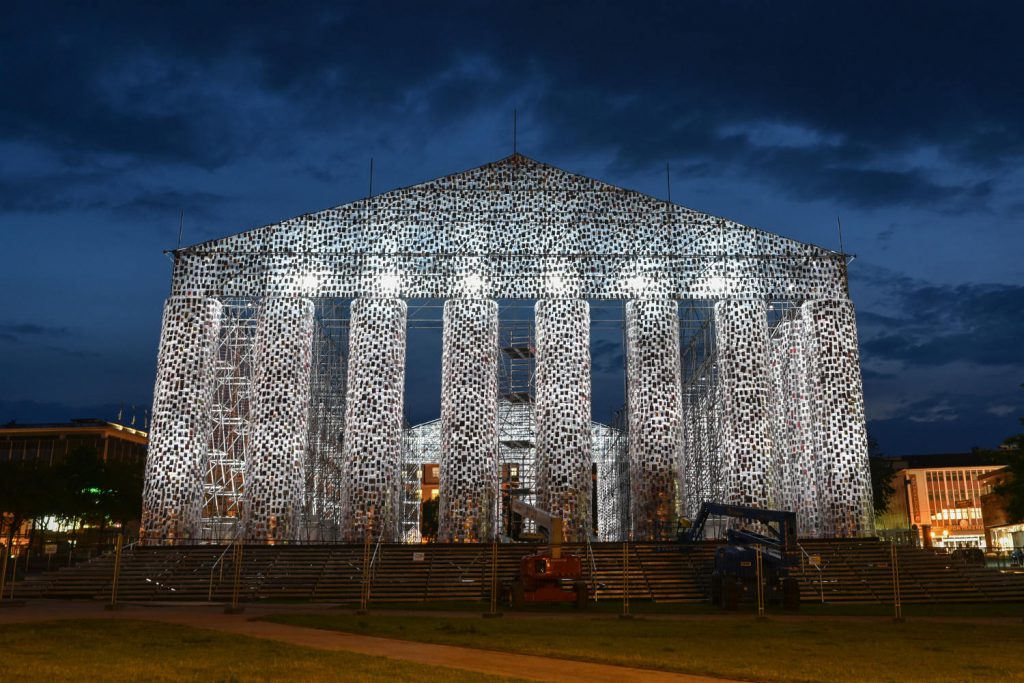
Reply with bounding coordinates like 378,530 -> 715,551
0,419 -> 147,555
980,467 -> 1022,551
875,453 -> 1006,549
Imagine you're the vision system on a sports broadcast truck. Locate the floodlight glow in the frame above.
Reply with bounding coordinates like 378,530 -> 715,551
379,273 -> 401,294
627,275 -> 647,292
142,154 -> 873,545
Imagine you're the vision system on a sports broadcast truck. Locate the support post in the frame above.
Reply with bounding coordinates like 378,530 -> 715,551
619,542 -> 633,619
483,540 -> 503,618
1,544 -> 28,607
714,299 -> 774,508
104,534 -> 125,611
534,298 -> 592,541
625,299 -> 682,541
141,297 -> 221,544
243,297 -> 316,542
801,299 -> 874,537
358,525 -> 372,615
891,540 -> 904,622
224,542 -> 245,614
768,319 -> 824,536
342,298 -> 407,543
755,545 -> 767,620
439,298 -> 500,542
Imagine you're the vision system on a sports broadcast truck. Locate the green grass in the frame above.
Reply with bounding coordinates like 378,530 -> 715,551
320,598 -> 1024,618
264,612 -> 1024,682
0,619 -> 517,682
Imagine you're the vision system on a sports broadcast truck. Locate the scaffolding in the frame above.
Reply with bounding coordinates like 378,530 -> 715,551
200,295 -> 830,544
592,407 -> 629,541
301,299 -> 348,541
200,298 -> 349,542
202,299 -> 257,541
498,322 -> 537,539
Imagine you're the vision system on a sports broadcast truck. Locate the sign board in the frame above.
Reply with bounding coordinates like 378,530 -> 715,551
44,544 -> 58,555
809,554 -> 821,567
412,552 -> 425,562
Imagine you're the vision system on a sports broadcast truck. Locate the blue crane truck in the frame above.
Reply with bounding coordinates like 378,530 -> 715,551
679,502 -> 802,611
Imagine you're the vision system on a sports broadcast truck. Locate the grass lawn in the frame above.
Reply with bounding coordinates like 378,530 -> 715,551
264,611 -> 1024,682
0,619 -> 518,682
319,598 -> 1024,619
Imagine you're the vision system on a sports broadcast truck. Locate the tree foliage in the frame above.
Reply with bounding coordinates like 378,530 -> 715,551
0,444 -> 145,545
867,436 -> 896,514
0,459 -> 53,547
974,385 -> 1024,524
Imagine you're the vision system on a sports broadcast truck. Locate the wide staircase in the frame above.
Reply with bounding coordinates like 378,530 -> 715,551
12,540 -> 1024,605
794,540 -> 1024,604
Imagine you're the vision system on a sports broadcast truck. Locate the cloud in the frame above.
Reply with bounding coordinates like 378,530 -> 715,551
3,2 -> 1023,212
0,323 -> 70,338
591,338 -> 624,374
857,275 -> 1024,367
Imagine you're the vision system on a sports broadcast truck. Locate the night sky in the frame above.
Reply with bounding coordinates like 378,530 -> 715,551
2,2 -> 1022,456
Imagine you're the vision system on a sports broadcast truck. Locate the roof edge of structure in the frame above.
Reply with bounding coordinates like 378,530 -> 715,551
177,153 -> 838,258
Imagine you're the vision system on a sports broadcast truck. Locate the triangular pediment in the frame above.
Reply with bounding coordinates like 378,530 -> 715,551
184,154 -> 833,260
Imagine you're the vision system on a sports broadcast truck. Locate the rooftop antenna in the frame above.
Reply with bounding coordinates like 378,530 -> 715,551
666,162 -> 672,203
175,208 -> 184,251
513,108 -> 518,155
368,157 -> 374,198
837,215 -> 845,254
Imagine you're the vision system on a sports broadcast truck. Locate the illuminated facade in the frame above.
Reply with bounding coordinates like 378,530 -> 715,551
140,154 -> 874,543
878,456 -> 1004,548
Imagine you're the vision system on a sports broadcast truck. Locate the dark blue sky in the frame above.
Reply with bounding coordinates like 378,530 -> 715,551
2,2 -> 1022,455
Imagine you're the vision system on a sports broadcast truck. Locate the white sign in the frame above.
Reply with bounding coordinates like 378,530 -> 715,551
44,544 -> 58,555
412,552 -> 425,562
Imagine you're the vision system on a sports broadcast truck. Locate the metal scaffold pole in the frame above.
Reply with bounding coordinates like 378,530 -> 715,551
755,544 -> 766,620
891,540 -> 904,622
483,539 -> 503,618
358,523 -> 372,614
224,542 -> 245,614
104,534 -> 125,611
619,542 -> 633,619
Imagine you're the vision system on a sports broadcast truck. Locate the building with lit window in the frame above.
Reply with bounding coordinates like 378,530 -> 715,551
0,418 -> 148,466
980,467 -> 1022,551
876,453 -> 1006,549
0,418 -> 148,550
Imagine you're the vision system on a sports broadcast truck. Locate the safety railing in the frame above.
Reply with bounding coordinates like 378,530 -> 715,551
208,536 -> 243,602
797,542 -> 826,603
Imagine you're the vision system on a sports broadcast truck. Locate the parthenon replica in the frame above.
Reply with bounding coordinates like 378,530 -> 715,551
140,154 -> 874,545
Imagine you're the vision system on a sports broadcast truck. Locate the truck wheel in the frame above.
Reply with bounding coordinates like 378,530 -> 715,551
511,581 -> 525,609
722,578 -> 740,610
574,581 -> 589,609
782,577 -> 801,611
711,574 -> 723,607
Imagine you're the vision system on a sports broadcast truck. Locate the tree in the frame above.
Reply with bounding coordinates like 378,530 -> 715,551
53,445 -> 146,539
867,436 -> 896,514
976,391 -> 1024,523
0,459 -> 54,550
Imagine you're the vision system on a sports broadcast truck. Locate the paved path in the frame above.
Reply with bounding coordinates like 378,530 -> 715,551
0,600 -> 737,683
